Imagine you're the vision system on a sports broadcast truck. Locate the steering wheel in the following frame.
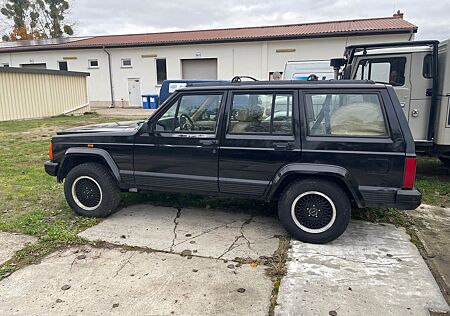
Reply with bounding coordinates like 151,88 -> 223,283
179,113 -> 196,131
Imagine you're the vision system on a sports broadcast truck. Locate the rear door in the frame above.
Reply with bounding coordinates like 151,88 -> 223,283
299,88 -> 406,203
218,89 -> 300,197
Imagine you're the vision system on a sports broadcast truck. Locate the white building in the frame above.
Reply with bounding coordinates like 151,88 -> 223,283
0,15 -> 417,108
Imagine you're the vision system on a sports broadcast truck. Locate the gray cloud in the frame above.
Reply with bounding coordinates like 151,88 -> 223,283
68,0 -> 449,40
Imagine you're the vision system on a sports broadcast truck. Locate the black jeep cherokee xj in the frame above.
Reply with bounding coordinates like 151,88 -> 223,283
44,80 -> 421,244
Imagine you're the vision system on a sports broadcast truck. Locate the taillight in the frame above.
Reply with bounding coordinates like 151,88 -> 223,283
403,157 -> 416,189
48,143 -> 53,161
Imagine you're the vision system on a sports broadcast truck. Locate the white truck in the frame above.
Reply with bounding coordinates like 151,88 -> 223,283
283,60 -> 335,81
329,40 -> 450,165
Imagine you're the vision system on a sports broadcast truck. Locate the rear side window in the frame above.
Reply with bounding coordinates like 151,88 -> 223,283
355,57 -> 406,86
229,93 -> 293,134
304,93 -> 387,137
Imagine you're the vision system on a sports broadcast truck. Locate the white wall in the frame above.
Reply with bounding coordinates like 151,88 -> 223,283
0,33 -> 411,107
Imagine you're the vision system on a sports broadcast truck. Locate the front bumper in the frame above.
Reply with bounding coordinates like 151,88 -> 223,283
44,161 -> 59,177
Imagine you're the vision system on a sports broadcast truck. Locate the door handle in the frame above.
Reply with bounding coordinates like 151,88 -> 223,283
273,142 -> 294,150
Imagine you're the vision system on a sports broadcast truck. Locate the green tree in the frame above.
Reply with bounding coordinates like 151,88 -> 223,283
32,0 -> 73,38
1,0 -> 73,41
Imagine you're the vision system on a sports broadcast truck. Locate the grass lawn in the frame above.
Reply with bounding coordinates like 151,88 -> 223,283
0,113 -> 449,278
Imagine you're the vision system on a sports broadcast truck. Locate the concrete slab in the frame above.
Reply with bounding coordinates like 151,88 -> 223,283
0,232 -> 37,265
409,204 -> 450,303
79,204 -> 286,261
275,220 -> 450,316
0,246 -> 273,315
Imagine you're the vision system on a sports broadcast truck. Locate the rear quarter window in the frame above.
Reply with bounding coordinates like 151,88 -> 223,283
304,93 -> 388,137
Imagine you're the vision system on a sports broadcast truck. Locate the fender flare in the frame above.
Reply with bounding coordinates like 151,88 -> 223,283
265,163 -> 364,207
57,147 -> 121,182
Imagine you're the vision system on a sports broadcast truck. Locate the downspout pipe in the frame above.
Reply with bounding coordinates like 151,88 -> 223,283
103,46 -> 115,108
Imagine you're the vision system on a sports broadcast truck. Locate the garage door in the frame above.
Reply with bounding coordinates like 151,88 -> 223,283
181,58 -> 218,80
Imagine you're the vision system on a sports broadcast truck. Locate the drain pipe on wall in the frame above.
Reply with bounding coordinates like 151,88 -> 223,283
103,46 -> 115,108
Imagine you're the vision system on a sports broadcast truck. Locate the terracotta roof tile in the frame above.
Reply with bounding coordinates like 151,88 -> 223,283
0,16 -> 417,53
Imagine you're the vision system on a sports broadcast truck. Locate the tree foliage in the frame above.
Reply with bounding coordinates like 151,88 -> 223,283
1,0 -> 74,41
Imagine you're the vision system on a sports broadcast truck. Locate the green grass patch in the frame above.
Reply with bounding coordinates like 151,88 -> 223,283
0,113 -> 126,279
352,207 -> 408,226
415,156 -> 450,207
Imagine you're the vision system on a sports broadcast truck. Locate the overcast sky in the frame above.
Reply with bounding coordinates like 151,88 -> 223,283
68,0 -> 450,40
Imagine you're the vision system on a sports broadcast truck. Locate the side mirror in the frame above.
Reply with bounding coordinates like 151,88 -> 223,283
147,121 -> 155,134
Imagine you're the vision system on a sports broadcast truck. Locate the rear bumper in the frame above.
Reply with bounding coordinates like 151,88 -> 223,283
360,186 -> 422,210
395,189 -> 422,210
44,161 -> 59,177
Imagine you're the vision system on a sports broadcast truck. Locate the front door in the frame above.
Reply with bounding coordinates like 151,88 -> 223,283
218,90 -> 300,197
128,78 -> 142,107
133,91 -> 225,193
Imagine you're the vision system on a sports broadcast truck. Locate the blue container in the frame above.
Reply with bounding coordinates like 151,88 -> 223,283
148,94 -> 159,109
142,94 -> 159,109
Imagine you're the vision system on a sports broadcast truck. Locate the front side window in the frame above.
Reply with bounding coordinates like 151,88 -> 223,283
355,57 -> 406,86
305,93 -> 387,137
156,94 -> 222,133
229,93 -> 293,134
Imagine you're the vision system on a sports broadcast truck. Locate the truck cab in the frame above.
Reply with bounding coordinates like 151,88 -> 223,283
333,40 -> 450,163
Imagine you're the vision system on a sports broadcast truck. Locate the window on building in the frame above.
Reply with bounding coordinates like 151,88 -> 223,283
355,57 -> 406,86
156,58 -> 167,85
1,63 -> 9,67
20,63 -> 47,69
58,61 -> 68,71
304,93 -> 387,137
228,93 -> 293,134
88,59 -> 99,68
121,58 -> 132,68
423,54 -> 433,78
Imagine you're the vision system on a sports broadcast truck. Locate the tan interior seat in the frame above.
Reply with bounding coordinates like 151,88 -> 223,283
330,102 -> 386,136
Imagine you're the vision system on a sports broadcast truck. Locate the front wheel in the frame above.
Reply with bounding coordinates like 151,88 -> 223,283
278,179 -> 351,244
64,162 -> 121,217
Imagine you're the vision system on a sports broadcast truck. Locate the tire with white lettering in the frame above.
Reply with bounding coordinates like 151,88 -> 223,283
278,179 -> 351,244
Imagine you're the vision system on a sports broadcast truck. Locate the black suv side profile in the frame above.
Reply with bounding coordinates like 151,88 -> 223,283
44,80 -> 421,244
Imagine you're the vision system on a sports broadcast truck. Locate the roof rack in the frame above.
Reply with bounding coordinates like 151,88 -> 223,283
185,79 -> 376,87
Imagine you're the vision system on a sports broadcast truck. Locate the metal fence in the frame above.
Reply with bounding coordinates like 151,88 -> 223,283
0,67 -> 90,121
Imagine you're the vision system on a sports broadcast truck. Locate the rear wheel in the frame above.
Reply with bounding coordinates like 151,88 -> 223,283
278,179 -> 351,244
64,162 -> 120,217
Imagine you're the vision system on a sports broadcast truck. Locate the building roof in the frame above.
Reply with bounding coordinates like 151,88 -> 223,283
0,16 -> 417,53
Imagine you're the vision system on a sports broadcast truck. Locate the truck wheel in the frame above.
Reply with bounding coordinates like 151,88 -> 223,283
64,162 -> 120,218
278,179 -> 351,244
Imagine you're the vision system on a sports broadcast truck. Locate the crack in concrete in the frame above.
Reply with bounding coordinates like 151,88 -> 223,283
218,217 -> 254,259
169,208 -> 182,252
170,219 -> 241,249
113,252 -> 136,278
